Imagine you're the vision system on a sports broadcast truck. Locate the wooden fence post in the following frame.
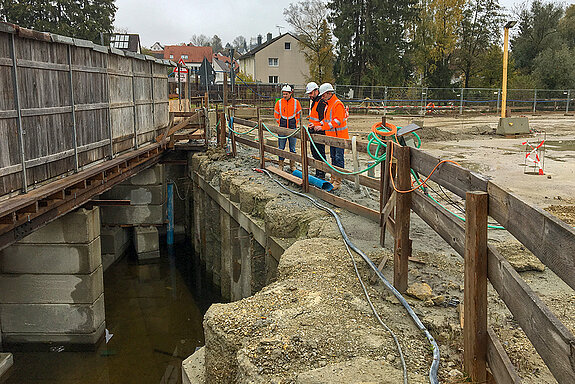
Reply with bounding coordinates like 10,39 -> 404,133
258,107 -> 265,169
300,115 -> 309,192
394,144 -> 411,292
219,111 -> 226,150
9,33 -> 28,193
464,191 -> 488,383
380,141 -> 392,247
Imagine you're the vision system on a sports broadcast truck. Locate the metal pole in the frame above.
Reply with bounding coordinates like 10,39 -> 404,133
383,86 -> 388,116
187,63 -> 191,111
131,59 -> 138,149
229,48 -> 235,107
167,182 -> 174,246
496,89 -> 501,115
352,136 -> 359,191
10,33 -> 28,193
459,87 -> 464,115
177,62 -> 181,110
67,45 -> 79,172
501,26 -> 510,118
420,87 -> 425,115
533,89 -> 537,113
566,90 -> 571,114
204,62 -> 209,105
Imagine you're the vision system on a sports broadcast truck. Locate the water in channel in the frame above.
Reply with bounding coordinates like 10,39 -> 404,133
0,239 -> 220,384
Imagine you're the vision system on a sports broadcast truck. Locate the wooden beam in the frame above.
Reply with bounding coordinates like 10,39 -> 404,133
156,111 -> 199,142
257,107 -> 265,169
487,328 -> 522,384
394,145 -> 411,292
265,165 -> 302,186
464,191 -> 488,383
308,186 -> 380,222
307,157 -> 379,190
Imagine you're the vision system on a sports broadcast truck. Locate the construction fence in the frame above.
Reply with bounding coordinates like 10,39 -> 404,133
171,79 -> 575,116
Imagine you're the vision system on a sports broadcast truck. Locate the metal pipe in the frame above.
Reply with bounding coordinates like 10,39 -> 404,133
67,45 -> 79,172
533,89 -> 537,113
383,86 -> 388,116
10,33 -> 28,193
459,87 -> 464,115
167,182 -> 174,245
566,90 -> 571,114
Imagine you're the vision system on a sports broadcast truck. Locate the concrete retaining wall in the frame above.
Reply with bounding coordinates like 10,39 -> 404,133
0,207 -> 105,347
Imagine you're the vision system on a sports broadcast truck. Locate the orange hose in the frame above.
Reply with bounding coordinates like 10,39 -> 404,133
389,142 -> 461,194
372,121 -> 397,137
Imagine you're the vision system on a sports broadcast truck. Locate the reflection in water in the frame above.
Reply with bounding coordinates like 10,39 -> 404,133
1,240 -> 220,384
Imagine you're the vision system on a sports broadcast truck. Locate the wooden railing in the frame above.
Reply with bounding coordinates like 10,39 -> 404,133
219,107 -> 575,384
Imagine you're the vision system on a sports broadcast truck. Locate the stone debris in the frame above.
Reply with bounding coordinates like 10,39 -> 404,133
406,282 -> 434,301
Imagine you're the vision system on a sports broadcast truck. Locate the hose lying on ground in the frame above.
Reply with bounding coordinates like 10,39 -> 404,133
254,168 -> 440,384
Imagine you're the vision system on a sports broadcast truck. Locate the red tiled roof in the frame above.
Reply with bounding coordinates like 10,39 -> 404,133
163,45 -> 213,63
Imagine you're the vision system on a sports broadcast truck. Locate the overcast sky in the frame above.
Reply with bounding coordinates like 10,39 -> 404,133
114,0 -> 575,48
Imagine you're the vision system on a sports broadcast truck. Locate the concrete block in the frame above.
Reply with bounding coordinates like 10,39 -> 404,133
496,117 -> 530,135
134,226 -> 160,253
182,347 -> 205,384
138,250 -> 161,261
100,226 -> 130,255
17,207 -> 99,244
101,184 -> 164,205
0,237 -> 101,274
0,353 -> 13,378
0,265 -> 103,304
0,293 -> 105,334
2,321 -> 105,346
124,165 -> 164,185
100,205 -> 164,225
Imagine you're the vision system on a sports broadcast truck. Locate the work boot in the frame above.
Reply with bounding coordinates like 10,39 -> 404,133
289,160 -> 296,173
278,160 -> 284,170
315,170 -> 326,180
332,176 -> 342,190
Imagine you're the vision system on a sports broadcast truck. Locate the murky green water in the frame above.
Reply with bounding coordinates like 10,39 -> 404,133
1,240 -> 219,384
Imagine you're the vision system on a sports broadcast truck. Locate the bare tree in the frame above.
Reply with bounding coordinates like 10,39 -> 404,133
190,34 -> 211,46
233,35 -> 248,53
284,0 -> 334,82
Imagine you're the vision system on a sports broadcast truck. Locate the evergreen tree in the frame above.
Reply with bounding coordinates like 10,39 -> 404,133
329,0 -> 419,86
211,35 -> 223,53
0,0 -> 116,43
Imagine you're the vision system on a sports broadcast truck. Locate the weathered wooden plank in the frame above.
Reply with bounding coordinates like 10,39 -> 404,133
265,165 -> 302,186
0,111 -> 17,119
0,57 -> 12,66
464,191 -> 488,382
17,59 -> 69,71
487,244 -> 575,383
20,106 -> 72,117
306,157 -> 380,190
410,147 -> 488,199
487,328 -> 522,384
263,144 -> 300,163
74,102 -> 109,112
488,182 -> 575,291
308,186 -> 380,222
71,64 -> 107,74
394,145 -> 411,292
110,102 -> 135,109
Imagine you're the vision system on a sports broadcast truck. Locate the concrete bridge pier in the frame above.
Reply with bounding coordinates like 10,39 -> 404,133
0,207 -> 105,348
101,164 -> 166,261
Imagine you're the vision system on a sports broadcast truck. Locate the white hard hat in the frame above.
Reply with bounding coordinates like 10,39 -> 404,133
281,84 -> 293,93
305,82 -> 319,94
318,83 -> 335,96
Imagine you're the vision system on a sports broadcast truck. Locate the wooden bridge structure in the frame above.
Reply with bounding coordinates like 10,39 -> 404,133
0,23 -> 209,251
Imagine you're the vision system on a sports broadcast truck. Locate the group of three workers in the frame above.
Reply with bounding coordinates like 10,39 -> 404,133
273,82 -> 348,190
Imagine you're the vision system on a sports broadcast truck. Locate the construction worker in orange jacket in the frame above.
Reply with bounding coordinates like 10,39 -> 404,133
319,82 -> 348,190
274,84 -> 302,172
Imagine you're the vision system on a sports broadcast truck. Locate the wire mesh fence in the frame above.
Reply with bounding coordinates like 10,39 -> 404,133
171,79 -> 574,116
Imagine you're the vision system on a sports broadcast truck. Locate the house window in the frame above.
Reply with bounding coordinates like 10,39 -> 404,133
181,55 -> 188,59
110,34 -> 130,49
268,58 -> 279,67
169,54 -> 174,59
285,42 -> 291,50
269,76 -> 278,83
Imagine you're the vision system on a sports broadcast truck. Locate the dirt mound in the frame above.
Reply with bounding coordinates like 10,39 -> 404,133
416,126 -> 459,142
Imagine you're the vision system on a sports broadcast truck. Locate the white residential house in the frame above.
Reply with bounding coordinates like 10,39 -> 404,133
238,32 -> 309,85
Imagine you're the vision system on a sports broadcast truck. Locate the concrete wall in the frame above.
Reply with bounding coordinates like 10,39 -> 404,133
0,207 -> 105,347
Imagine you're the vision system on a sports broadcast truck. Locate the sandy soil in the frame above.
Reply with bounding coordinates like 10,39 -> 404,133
225,112 -> 575,383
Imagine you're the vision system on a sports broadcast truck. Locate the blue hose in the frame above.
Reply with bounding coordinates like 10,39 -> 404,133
292,169 -> 334,191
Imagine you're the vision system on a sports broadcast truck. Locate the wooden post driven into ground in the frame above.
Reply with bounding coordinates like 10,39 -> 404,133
219,112 -> 226,149
393,144 -> 411,292
258,107 -> 265,169
300,116 -> 309,192
464,191 -> 488,382
380,140 -> 392,247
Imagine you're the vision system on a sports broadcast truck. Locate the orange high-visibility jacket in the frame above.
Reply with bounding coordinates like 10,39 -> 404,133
274,97 -> 302,128
321,95 -> 348,139
308,98 -> 326,128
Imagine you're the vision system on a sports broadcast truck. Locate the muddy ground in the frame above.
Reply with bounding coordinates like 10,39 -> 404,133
220,111 -> 575,383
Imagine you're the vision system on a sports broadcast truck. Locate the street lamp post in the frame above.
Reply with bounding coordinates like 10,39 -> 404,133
501,20 -> 516,118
